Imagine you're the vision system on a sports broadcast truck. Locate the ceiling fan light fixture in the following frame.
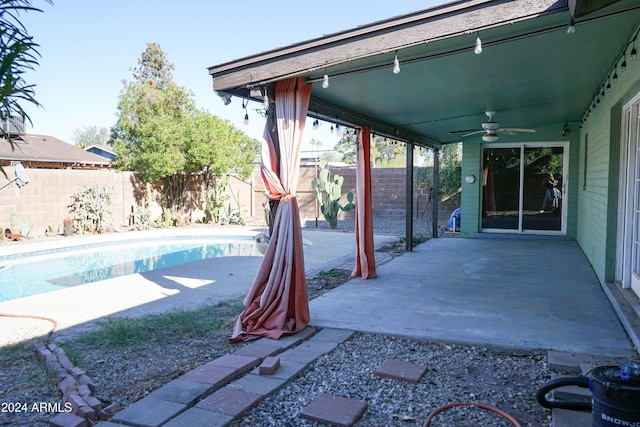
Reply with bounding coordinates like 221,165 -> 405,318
482,131 -> 499,142
482,121 -> 500,131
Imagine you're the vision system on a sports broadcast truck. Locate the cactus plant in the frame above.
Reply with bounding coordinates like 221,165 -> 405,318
311,164 -> 355,229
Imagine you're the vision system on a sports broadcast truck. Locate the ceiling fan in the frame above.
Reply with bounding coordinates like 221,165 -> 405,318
450,111 -> 536,142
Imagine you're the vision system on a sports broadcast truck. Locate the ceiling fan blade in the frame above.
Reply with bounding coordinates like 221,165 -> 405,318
449,129 -> 480,134
462,130 -> 484,138
499,128 -> 536,135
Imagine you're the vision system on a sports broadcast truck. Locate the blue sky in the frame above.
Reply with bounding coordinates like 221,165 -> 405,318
21,0 -> 442,152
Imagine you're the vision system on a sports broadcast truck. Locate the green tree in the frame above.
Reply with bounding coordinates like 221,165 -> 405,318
371,135 -> 405,167
111,42 -> 197,213
333,128 -> 357,164
72,125 -> 109,148
111,42 -> 259,218
0,0 -> 51,145
439,143 -> 462,201
334,129 -> 407,167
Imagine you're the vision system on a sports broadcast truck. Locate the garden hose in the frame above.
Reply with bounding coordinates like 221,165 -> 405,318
0,313 -> 58,337
423,401 -> 521,427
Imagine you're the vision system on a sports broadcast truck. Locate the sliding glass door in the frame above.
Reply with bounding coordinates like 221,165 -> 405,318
481,143 -> 567,234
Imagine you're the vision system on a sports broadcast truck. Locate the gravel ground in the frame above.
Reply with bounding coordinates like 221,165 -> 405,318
235,333 -> 552,427
0,219 -> 559,427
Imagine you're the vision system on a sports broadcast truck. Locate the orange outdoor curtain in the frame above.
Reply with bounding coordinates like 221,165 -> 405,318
231,77 -> 312,341
352,126 -> 377,279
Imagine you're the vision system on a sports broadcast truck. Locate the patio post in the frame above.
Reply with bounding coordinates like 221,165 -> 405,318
405,141 -> 414,252
432,148 -> 439,238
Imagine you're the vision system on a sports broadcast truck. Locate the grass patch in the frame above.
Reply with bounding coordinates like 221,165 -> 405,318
0,340 -> 35,366
318,269 -> 350,278
77,300 -> 244,348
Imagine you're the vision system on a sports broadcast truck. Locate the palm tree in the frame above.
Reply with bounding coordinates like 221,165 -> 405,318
0,0 -> 51,146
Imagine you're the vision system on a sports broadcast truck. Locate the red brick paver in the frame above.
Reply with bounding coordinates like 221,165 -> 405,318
196,385 -> 263,419
300,393 -> 367,427
374,359 -> 428,384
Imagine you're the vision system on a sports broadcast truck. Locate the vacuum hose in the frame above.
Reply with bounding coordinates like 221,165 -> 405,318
535,376 -> 592,411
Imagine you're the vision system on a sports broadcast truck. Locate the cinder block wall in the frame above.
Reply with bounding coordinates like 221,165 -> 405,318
251,165 -> 422,221
0,169 -> 137,236
1,165 -> 451,238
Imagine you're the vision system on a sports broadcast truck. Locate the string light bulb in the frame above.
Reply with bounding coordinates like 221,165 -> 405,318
631,40 -> 637,60
567,17 -> 575,34
620,54 -> 627,73
242,99 -> 249,125
393,53 -> 400,74
322,74 -> 329,88
474,36 -> 483,54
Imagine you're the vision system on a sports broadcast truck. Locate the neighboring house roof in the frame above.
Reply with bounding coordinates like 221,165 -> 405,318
86,144 -> 117,160
0,134 -> 111,169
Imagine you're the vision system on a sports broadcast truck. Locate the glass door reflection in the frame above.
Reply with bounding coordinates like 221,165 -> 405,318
481,145 -> 565,233
482,147 -> 521,230
522,146 -> 563,231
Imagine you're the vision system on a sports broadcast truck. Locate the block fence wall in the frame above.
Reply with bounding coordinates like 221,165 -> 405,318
1,165 -> 449,237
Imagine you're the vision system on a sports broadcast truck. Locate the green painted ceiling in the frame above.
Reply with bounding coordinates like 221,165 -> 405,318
304,0 -> 640,144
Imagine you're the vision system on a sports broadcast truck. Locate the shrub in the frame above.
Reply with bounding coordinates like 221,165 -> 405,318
68,184 -> 114,234
9,213 -> 32,237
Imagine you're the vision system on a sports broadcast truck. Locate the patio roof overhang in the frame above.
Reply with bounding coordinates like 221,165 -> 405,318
208,0 -> 640,149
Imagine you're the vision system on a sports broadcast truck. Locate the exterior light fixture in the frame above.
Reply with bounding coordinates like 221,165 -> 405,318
567,17 -> 575,34
216,91 -> 232,105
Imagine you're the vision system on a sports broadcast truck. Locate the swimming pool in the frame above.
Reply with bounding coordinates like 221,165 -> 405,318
0,235 -> 261,302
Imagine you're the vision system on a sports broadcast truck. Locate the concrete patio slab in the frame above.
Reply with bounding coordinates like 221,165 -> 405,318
309,238 -> 636,356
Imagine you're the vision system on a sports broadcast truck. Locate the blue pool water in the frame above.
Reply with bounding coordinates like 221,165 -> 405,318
0,236 -> 260,302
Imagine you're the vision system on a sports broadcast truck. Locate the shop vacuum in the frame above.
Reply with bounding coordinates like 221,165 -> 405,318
536,361 -> 640,426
